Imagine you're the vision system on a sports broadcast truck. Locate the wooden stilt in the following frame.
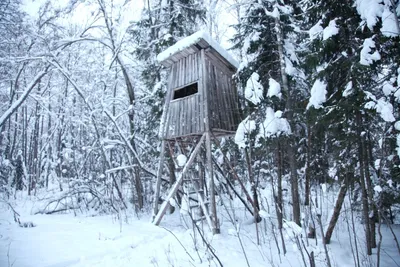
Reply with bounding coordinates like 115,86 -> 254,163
206,132 -> 220,234
152,139 -> 166,222
153,134 -> 206,226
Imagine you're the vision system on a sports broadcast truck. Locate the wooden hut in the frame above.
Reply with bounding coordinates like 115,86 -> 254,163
153,32 -> 240,235
157,31 -> 240,140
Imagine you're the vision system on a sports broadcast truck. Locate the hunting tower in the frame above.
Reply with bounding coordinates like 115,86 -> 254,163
153,31 -> 240,234
159,31 -> 240,139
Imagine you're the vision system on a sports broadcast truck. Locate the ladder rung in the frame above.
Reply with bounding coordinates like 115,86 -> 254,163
183,178 -> 200,182
186,189 -> 203,195
190,204 -> 200,209
194,216 -> 207,222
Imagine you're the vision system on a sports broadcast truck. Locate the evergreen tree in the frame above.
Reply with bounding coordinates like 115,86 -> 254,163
303,0 -> 400,253
233,0 -> 306,226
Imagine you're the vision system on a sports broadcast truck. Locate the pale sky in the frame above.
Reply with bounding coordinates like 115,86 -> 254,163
22,0 -> 145,24
21,0 -> 236,53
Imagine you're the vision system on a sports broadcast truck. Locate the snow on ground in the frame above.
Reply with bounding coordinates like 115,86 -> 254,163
1,195 -> 400,267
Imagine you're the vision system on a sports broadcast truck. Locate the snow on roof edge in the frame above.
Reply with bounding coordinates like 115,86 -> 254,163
157,31 -> 239,69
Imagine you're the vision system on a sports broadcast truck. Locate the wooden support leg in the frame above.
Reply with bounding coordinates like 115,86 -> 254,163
152,140 -> 166,222
206,132 -> 220,234
153,134 -> 206,226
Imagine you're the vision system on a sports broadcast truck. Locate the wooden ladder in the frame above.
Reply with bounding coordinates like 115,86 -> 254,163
153,133 -> 214,231
182,175 -> 213,228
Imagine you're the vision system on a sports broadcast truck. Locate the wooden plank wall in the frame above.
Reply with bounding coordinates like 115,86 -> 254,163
204,55 -> 240,133
164,51 -> 206,139
170,52 -> 200,89
163,48 -> 240,139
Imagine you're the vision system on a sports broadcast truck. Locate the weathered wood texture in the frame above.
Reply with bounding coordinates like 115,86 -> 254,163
204,53 -> 240,133
162,48 -> 239,140
163,52 -> 204,139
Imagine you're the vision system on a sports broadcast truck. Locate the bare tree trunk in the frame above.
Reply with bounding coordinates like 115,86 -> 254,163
168,151 -> 176,214
30,102 -> 40,195
305,123 -> 312,206
276,141 -> 286,254
317,214 -> 332,267
325,182 -> 347,244
46,94 -> 52,189
389,0 -> 400,36
245,147 -> 260,243
365,133 -> 376,248
23,105 -> 29,194
97,0 -> 143,209
273,9 -> 301,226
356,111 -> 372,255
207,132 -> 219,234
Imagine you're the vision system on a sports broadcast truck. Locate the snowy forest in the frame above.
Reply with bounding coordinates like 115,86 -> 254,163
1,0 -> 400,266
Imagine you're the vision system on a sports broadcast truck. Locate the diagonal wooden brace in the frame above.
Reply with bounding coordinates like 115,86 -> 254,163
153,133 -> 206,226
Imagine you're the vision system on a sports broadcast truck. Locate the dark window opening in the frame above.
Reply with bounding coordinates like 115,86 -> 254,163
173,83 -> 198,100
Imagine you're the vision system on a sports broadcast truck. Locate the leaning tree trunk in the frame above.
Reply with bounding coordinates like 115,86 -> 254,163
325,181 -> 347,244
0,67 -> 50,128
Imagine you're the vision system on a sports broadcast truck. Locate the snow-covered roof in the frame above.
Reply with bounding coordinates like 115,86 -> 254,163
157,31 -> 239,69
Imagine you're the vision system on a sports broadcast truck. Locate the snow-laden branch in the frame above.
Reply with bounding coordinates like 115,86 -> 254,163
0,66 -> 51,127
46,56 -> 127,207
55,37 -> 112,51
46,58 -> 93,111
104,110 -> 157,177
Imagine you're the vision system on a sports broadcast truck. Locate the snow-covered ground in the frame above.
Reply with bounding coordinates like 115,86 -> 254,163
1,196 -> 399,267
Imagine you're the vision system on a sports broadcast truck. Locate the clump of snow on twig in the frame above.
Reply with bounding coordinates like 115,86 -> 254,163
235,116 -> 256,149
355,0 -> 384,29
356,0 -> 399,37
258,108 -> 291,139
342,81 -> 353,97
245,72 -> 263,104
309,20 -> 323,40
323,19 -> 339,40
267,78 -> 281,98
176,154 -> 187,167
307,79 -> 327,109
365,97 -> 395,122
360,37 -> 381,66
374,185 -> 383,193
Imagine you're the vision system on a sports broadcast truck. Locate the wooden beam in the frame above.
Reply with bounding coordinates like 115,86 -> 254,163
206,131 -> 220,234
152,140 -> 166,220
